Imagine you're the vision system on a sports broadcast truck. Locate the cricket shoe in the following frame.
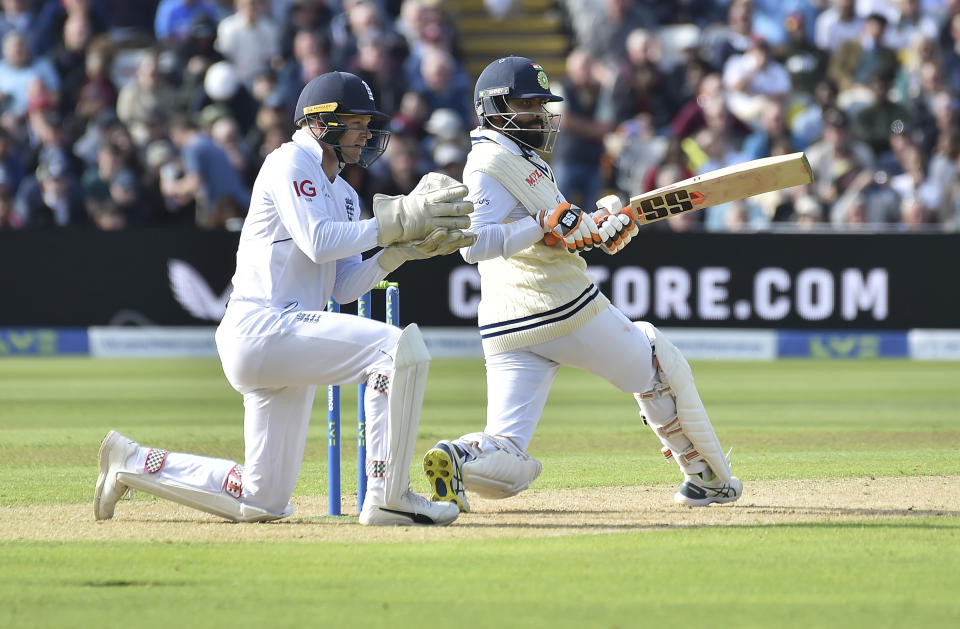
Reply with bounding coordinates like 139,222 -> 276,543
674,469 -> 742,507
422,440 -> 470,512
94,431 -> 139,520
359,489 -> 460,526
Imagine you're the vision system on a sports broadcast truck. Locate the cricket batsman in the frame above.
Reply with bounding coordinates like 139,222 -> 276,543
422,56 -> 742,512
95,72 -> 476,526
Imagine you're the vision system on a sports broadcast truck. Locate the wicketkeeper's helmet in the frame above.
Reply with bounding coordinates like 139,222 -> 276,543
294,71 -> 391,167
474,56 -> 563,152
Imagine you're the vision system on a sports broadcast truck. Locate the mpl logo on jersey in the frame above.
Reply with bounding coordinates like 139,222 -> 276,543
293,180 -> 317,197
525,169 -> 544,188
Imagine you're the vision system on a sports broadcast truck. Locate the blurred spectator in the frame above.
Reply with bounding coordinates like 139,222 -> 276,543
116,49 -> 178,147
351,34 -> 407,115
889,139 -> 942,212
827,13 -> 899,93
422,107 -> 468,162
371,133 -> 423,197
82,141 -> 124,216
775,11 -> 828,96
49,10 -> 96,108
0,0 -> 45,57
0,31 -> 61,118
330,0 -> 389,71
0,189 -> 14,229
144,138 -> 194,225
851,74 -> 913,157
25,108 -> 82,178
642,134 -> 692,193
275,28 -> 330,107
14,153 -> 86,228
883,0 -> 938,50
432,141 -> 466,180
831,167 -> 901,226
552,48 -> 615,208
278,0 -> 332,60
791,194 -> 826,230
722,36 -> 791,122
210,115 -> 256,184
898,195 -> 939,229
670,72 -> 751,141
154,0 -> 224,44
389,89 -> 430,140
609,28 -> 677,130
163,113 -> 250,229
942,11 -> 960,94
790,77 -> 839,150
806,107 -> 875,205
215,0 -> 281,86
188,59 -> 258,133
244,89 -> 290,165
815,0 -> 863,52
700,0 -> 754,67
893,34 -> 939,108
39,0 -> 109,53
0,126 -> 24,196
568,0 -> 657,65
413,48 -> 474,128
400,0 -> 459,88
170,14 -> 224,104
741,100 -> 794,161
605,114 -> 661,197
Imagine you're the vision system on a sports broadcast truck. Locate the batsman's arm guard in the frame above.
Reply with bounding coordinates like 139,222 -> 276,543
636,322 -> 733,482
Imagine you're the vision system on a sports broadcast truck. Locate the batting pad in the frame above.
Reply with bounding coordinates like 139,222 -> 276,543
116,472 -> 293,522
459,432 -> 542,499
636,322 -> 733,482
384,324 -> 431,504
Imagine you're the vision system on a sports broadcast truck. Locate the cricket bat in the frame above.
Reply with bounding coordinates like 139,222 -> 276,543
619,152 -> 812,226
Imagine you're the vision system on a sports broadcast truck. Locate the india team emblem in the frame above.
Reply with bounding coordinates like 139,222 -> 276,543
537,71 -> 549,89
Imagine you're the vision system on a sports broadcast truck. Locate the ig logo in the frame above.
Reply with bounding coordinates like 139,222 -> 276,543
293,180 -> 316,197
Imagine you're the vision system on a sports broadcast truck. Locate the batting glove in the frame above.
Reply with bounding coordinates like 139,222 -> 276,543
538,202 -> 603,253
591,194 -> 639,255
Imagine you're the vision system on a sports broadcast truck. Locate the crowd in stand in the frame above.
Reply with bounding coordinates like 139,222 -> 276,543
0,0 -> 957,233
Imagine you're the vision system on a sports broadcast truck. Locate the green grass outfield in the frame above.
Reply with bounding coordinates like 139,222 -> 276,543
1,358 -> 959,628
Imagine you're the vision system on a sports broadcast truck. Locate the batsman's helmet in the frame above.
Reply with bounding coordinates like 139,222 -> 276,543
474,56 -> 563,152
294,72 -> 391,167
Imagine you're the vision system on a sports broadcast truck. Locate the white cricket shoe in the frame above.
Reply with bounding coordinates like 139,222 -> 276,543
423,440 -> 470,512
674,469 -> 743,507
94,430 -> 140,520
359,489 -> 460,526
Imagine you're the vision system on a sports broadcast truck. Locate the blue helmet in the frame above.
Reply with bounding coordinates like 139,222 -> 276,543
294,72 -> 390,167
474,56 -> 563,152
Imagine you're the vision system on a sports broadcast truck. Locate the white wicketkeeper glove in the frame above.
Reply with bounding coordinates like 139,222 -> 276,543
538,202 -> 603,253
377,227 -> 478,272
373,172 -> 474,246
591,194 -> 639,255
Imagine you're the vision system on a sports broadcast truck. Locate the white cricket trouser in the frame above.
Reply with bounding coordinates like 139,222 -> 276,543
125,303 -> 400,515
481,305 -> 677,452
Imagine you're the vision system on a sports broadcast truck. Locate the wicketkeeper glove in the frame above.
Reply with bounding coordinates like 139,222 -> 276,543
538,202 -> 603,253
377,227 -> 478,272
373,172 -> 474,246
592,194 -> 639,255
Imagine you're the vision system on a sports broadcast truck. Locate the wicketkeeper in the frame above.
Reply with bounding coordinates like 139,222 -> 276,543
95,72 -> 476,526
422,56 -> 742,512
